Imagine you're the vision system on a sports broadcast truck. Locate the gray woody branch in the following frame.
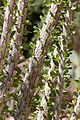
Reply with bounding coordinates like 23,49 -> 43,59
15,2 -> 63,120
0,0 -> 15,73
0,0 -> 27,115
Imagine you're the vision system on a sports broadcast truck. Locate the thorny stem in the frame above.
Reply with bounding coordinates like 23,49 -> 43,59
0,0 -> 15,74
0,0 -> 27,115
37,81 -> 51,120
55,1 -> 80,119
15,2 -> 63,120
